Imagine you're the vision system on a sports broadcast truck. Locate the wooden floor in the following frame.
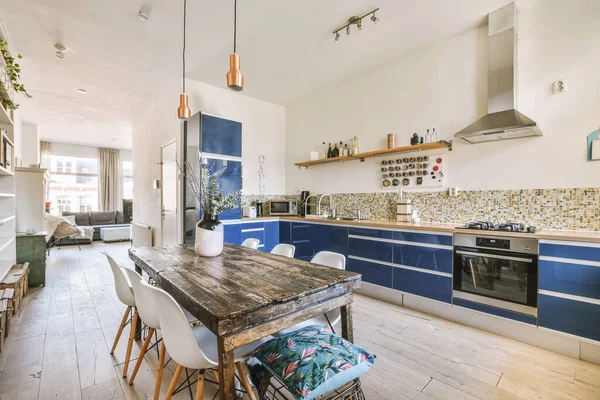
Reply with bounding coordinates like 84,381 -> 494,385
0,242 -> 599,400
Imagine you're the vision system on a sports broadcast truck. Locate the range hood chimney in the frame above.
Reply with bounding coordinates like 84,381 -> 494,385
455,3 -> 541,144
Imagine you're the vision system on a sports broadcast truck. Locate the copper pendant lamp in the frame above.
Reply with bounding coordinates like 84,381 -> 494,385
226,0 -> 244,91
177,0 -> 191,119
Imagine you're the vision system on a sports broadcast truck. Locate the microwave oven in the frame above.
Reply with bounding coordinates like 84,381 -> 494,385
270,200 -> 298,216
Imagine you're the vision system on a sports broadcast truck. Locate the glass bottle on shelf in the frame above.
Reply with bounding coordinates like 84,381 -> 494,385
351,136 -> 360,156
425,128 -> 431,143
339,141 -> 344,156
342,143 -> 349,156
322,142 -> 327,159
431,125 -> 438,142
327,143 -> 333,159
332,143 -> 340,157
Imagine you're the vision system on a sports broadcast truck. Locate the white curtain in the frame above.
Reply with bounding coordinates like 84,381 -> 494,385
40,141 -> 51,169
98,148 -> 122,211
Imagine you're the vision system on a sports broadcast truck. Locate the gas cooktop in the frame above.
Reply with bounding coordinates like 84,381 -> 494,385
456,221 -> 536,233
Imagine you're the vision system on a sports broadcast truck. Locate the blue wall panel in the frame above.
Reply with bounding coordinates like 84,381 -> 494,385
453,298 -> 537,325
347,258 -> 393,288
540,243 -> 600,262
393,244 -> 453,274
539,294 -> 600,342
393,268 -> 452,303
540,260 -> 600,300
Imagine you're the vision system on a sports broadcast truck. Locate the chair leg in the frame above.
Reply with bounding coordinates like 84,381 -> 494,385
129,327 -> 155,385
154,341 -> 166,400
196,370 -> 205,400
111,306 -> 131,354
235,362 -> 256,400
165,364 -> 184,400
122,310 -> 138,378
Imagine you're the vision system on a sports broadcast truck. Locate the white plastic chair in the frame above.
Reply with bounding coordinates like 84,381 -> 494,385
270,244 -> 296,258
143,280 -> 267,400
276,251 -> 346,335
102,251 -> 138,379
241,238 -> 260,249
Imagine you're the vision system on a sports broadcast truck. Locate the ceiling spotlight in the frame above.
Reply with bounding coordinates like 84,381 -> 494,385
371,12 -> 379,23
346,26 -> 351,35
77,88 -> 88,94
357,19 -> 363,30
332,8 -> 379,42
55,50 -> 65,59
138,10 -> 149,21
335,32 -> 340,42
54,43 -> 66,51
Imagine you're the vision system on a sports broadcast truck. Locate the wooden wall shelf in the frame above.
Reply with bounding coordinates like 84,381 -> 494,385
294,141 -> 452,168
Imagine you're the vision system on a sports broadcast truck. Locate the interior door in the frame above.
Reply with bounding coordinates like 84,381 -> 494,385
161,141 -> 178,246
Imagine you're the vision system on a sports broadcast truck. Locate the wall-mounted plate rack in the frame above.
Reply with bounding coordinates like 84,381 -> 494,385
294,140 -> 452,168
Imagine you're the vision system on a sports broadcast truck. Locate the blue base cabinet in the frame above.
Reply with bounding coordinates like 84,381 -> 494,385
347,257 -> 393,288
393,268 -> 452,303
453,298 -> 537,325
314,224 -> 349,258
279,221 -> 291,244
539,294 -> 600,341
264,221 -> 279,253
224,224 -> 241,245
291,222 -> 314,260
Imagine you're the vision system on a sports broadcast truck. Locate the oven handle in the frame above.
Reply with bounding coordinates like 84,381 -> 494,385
455,250 -> 533,263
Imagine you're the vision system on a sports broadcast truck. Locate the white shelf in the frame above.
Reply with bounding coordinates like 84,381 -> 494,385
0,215 -> 15,225
0,236 -> 15,254
0,104 -> 13,126
0,165 -> 14,176
0,192 -> 14,197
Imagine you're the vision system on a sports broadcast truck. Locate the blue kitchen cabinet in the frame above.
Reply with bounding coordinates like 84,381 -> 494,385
348,227 -> 393,263
292,222 -> 314,261
393,231 -> 453,246
392,243 -> 452,274
453,298 -> 537,325
347,257 -> 393,288
200,114 -> 242,157
280,221 -> 291,244
313,224 -> 349,258
264,221 -> 279,253
393,268 -> 452,303
202,158 -> 242,221
241,222 -> 265,249
538,241 -> 600,342
224,223 -> 241,245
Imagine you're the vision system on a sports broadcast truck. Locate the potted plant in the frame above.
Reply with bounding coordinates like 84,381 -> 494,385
0,39 -> 32,111
179,157 -> 241,257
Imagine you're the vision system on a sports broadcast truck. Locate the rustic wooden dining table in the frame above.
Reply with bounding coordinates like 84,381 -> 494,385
128,244 -> 362,400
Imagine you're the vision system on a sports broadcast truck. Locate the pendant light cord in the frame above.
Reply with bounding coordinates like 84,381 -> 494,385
233,0 -> 237,53
183,0 -> 187,93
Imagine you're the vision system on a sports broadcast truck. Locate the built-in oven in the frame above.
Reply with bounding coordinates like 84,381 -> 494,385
453,233 -> 538,316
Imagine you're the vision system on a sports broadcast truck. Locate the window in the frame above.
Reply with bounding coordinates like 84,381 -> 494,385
49,155 -> 99,215
123,160 -> 133,200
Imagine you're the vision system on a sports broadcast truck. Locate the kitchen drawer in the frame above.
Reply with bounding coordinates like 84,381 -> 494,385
348,237 -> 393,263
349,227 -> 393,239
393,244 -> 453,274
539,294 -> 600,342
539,259 -> 600,300
293,240 -> 313,260
540,243 -> 600,263
393,267 -> 452,303
241,222 -> 265,231
347,258 -> 393,288
453,298 -> 536,325
393,231 -> 452,246
292,223 -> 313,241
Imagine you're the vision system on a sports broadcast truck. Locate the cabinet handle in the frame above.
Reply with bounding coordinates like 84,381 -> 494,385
456,250 -> 533,263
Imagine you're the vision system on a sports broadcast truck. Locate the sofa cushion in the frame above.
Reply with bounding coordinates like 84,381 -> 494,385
249,325 -> 375,400
89,211 -> 117,225
116,211 -> 124,224
62,211 -> 90,226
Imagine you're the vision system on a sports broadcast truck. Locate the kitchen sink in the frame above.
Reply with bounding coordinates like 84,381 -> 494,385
328,217 -> 368,222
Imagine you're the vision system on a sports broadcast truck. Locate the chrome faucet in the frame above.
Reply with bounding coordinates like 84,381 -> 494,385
304,194 -> 318,216
318,194 -> 333,217
356,208 -> 361,221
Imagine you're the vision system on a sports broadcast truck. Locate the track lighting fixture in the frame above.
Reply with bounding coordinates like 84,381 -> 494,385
332,8 -> 379,42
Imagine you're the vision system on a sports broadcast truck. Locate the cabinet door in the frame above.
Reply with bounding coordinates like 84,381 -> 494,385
313,225 -> 349,259
280,221 -> 291,244
264,221 -> 280,253
347,257 -> 393,288
393,267 -> 452,303
223,224 -> 241,245
292,223 -> 313,260
200,114 -> 242,157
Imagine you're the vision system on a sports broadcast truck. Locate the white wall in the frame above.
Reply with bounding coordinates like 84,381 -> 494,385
285,0 -> 600,194
21,123 -> 39,166
133,78 -> 286,246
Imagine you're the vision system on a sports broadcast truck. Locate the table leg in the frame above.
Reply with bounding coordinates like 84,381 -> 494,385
217,336 -> 236,400
341,304 -> 354,342
133,264 -> 143,341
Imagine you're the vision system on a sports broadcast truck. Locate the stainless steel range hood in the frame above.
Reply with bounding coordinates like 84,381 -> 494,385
455,3 -> 541,144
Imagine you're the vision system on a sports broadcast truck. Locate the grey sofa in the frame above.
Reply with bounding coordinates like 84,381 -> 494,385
59,211 -> 130,243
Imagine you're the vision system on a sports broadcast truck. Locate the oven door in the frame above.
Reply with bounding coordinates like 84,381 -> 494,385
270,201 -> 291,215
453,246 -> 538,315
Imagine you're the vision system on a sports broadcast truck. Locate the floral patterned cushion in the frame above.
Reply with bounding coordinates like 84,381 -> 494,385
248,325 -> 375,400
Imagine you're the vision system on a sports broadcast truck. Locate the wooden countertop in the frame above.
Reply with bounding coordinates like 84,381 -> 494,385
241,216 -> 600,243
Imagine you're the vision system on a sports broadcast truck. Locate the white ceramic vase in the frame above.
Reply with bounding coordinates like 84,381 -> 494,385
194,215 -> 224,257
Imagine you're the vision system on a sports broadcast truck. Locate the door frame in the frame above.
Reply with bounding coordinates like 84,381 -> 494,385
160,139 -> 178,246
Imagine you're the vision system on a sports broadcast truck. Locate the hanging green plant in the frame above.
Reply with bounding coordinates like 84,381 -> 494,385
0,39 -> 32,105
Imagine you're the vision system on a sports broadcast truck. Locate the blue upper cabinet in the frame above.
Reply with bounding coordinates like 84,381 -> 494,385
201,114 -> 242,157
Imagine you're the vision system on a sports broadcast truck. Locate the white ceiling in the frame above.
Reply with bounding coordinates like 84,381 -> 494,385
0,0 -> 519,150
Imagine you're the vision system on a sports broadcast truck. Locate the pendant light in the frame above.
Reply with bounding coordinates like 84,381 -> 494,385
226,0 -> 244,91
177,0 -> 191,119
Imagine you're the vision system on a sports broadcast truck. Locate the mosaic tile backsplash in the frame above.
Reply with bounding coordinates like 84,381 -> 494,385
243,188 -> 600,231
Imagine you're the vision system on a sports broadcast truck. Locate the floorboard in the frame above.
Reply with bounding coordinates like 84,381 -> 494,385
0,241 -> 598,400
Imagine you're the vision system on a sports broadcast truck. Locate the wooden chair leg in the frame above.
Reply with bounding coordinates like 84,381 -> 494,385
153,341 -> 167,400
129,327 -> 155,385
111,306 -> 131,354
122,310 -> 138,378
195,370 -> 205,400
235,362 -> 256,400
165,364 -> 184,400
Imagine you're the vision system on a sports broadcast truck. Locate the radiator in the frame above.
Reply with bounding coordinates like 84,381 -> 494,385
132,221 -> 153,248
